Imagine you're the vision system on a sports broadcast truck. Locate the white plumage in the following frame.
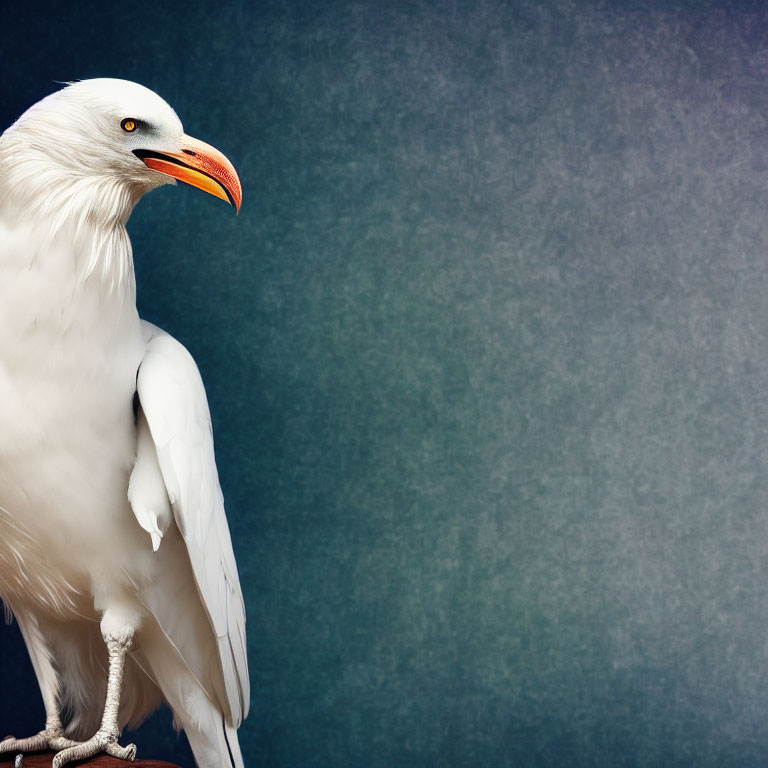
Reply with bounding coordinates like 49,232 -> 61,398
0,79 -> 249,768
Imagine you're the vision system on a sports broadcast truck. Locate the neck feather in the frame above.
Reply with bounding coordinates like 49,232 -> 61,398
0,148 -> 144,296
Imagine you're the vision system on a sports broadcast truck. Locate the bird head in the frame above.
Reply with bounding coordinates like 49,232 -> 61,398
1,79 -> 242,221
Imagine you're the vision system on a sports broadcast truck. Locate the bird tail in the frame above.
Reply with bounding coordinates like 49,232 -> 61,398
172,704 -> 245,768
134,618 -> 245,768
183,717 -> 244,768
224,721 -> 245,768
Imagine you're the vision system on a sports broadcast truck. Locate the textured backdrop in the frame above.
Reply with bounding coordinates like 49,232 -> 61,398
3,1 -> 768,766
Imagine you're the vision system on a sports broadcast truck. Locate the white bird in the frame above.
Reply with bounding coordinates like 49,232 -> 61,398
0,79 -> 249,768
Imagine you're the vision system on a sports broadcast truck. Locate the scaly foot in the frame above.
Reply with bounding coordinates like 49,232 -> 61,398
51,727 -> 136,768
0,727 -> 77,755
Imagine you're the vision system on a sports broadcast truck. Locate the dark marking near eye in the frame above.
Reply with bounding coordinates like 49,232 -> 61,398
182,149 -> 197,156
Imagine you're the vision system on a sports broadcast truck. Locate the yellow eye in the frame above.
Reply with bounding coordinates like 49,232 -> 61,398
121,118 -> 137,133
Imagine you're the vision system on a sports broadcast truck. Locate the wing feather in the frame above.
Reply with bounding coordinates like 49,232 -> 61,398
136,320 -> 249,726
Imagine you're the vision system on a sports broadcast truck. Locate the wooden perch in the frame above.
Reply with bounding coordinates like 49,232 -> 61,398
0,753 -> 180,767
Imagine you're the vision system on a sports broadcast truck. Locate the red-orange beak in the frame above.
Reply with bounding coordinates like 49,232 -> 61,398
134,135 -> 242,212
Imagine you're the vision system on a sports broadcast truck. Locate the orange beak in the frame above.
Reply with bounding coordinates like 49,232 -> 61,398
134,135 -> 242,212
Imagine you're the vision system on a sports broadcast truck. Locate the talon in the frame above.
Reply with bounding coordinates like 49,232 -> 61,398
0,730 -> 51,755
107,741 -> 137,761
52,733 -> 136,767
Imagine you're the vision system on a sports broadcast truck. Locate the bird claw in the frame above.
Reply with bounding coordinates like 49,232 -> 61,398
0,728 -> 77,756
51,730 -> 136,768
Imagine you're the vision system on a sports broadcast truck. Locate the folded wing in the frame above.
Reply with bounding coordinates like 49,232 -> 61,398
134,320 -> 249,727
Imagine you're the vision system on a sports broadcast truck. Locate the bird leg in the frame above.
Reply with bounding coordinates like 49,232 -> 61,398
50,618 -> 137,768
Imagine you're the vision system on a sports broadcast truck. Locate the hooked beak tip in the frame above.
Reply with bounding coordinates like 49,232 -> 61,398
134,135 -> 242,213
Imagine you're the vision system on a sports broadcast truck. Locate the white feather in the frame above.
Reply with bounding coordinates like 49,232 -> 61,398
0,79 -> 248,768
135,322 -> 250,727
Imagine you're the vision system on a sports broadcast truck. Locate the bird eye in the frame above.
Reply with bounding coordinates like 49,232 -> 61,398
121,118 -> 138,133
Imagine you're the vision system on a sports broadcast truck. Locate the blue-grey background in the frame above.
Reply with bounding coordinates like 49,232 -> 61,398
3,1 -> 768,766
